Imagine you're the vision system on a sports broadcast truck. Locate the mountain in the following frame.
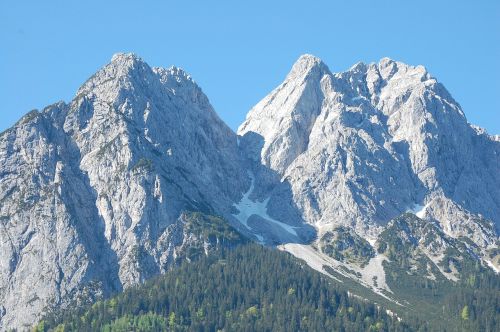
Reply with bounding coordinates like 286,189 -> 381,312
0,53 -> 256,330
239,54 -> 499,270
0,53 -> 499,330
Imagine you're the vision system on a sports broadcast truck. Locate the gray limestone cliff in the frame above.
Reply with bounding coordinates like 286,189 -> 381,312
239,55 -> 499,250
0,53 -> 251,330
0,53 -> 498,330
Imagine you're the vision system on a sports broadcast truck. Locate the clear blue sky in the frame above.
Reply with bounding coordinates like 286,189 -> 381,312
1,0 -> 499,134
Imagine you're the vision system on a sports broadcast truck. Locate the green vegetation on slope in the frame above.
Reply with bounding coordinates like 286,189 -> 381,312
32,213 -> 499,332
376,214 -> 500,331
36,244 -> 411,332
319,226 -> 375,267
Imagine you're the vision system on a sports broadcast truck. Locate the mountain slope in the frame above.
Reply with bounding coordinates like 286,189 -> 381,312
239,54 -> 499,252
0,53 -> 253,330
35,244 -> 414,332
36,243 -> 500,332
0,53 -> 499,330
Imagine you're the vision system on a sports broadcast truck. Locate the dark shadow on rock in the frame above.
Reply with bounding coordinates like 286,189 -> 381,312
234,131 -> 317,246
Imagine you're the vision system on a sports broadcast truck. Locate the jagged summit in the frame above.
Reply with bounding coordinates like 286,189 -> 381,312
70,53 -> 216,130
107,53 -> 196,87
377,56 -> 403,73
75,52 -> 154,103
293,53 -> 324,67
286,54 -> 331,81
110,52 -> 143,63
0,53 -> 498,330
0,53 -> 319,330
0,53 -> 250,330
239,54 -> 499,244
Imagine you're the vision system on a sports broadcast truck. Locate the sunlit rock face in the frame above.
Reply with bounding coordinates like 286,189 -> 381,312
0,53 -> 253,330
0,53 -> 498,330
239,54 -> 499,247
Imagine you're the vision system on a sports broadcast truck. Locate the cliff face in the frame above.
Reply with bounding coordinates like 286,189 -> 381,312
239,55 -> 499,248
0,53 -> 498,330
0,53 -> 250,329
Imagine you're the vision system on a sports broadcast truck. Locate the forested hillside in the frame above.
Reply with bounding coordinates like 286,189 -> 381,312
35,244 -> 411,331
33,242 -> 500,332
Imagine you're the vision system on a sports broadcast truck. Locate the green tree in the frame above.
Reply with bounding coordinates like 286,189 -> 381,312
461,305 -> 469,321
168,312 -> 176,329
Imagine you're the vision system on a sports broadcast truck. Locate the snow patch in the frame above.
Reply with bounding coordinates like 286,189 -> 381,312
366,237 -> 377,247
232,172 -> 299,237
408,203 -> 428,219
254,234 -> 264,244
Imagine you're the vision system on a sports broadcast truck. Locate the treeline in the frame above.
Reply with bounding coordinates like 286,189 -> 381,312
31,242 -> 500,332
36,244 -> 413,332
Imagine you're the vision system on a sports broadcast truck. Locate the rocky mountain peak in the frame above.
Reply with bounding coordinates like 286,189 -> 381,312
240,54 -> 499,246
238,54 -> 333,173
376,57 -> 400,79
110,52 -> 142,64
377,57 -> 428,78
0,53 -> 252,330
0,53 -> 498,330
74,52 -> 156,108
286,54 -> 331,82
